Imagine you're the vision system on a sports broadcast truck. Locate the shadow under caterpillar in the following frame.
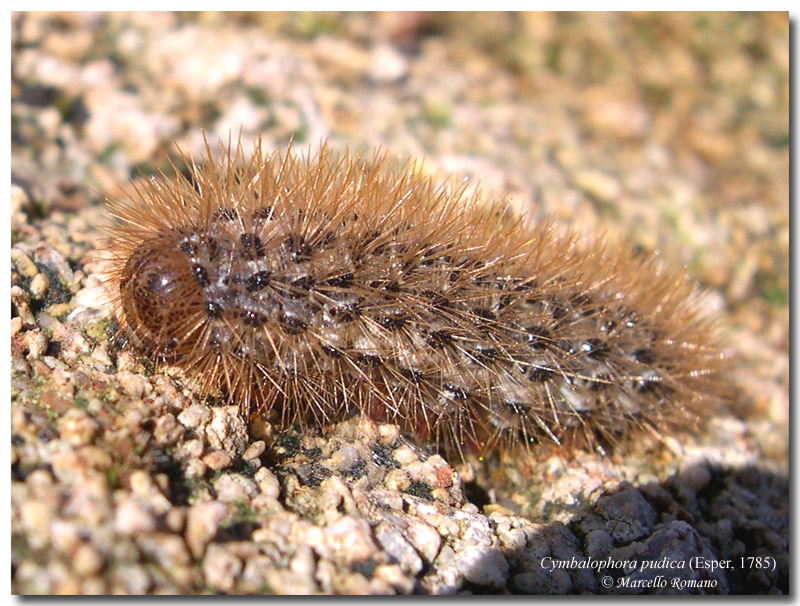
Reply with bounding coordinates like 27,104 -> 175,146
101,136 -> 725,458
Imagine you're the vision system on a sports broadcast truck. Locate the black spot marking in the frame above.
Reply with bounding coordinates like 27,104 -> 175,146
240,233 -> 265,258
474,347 -> 498,363
368,279 -> 400,292
179,241 -> 198,255
333,302 -> 362,322
280,314 -> 307,335
325,272 -> 353,288
379,315 -> 406,331
215,207 -> 239,221
358,353 -> 382,367
290,275 -> 316,294
206,301 -> 222,318
471,308 -> 496,325
583,338 -> 609,359
528,366 -> 554,382
243,310 -> 266,327
632,348 -> 655,364
634,378 -> 662,394
284,234 -> 312,263
191,264 -> 209,287
252,207 -> 273,221
400,368 -> 423,384
503,400 -> 527,414
246,271 -> 272,292
443,383 -> 468,400
427,330 -> 453,348
525,326 -> 552,350
321,344 -> 341,358
420,290 -> 450,309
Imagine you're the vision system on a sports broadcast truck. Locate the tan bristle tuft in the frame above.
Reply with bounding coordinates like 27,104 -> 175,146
100,134 -> 726,458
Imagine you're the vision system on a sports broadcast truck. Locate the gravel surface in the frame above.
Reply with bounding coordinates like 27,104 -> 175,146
11,12 -> 788,595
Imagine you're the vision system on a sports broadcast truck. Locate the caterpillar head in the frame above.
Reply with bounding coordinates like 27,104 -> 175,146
118,234 -> 206,354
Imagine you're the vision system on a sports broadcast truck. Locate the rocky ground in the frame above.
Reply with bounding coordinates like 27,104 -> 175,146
10,12 -> 789,594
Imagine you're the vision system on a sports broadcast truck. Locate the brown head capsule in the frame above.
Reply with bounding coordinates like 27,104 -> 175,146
118,235 -> 206,353
101,135 -> 725,457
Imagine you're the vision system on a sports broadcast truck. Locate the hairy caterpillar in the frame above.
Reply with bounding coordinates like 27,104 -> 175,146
102,136 -> 724,457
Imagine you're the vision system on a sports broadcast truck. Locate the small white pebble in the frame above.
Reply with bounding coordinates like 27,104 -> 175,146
459,545 -> 509,587
177,403 -> 212,429
116,371 -> 151,399
11,248 -> 38,278
186,501 -> 229,559
23,329 -> 49,359
242,440 -> 266,461
184,458 -> 207,478
154,413 -> 185,445
203,544 -> 243,593
58,408 -> 99,446
254,467 -> 280,499
114,498 -> 156,535
10,184 -> 29,215
72,544 -> 105,577
203,449 -> 234,471
29,272 -> 50,298
11,286 -> 35,325
10,316 -> 23,338
213,473 -> 258,502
